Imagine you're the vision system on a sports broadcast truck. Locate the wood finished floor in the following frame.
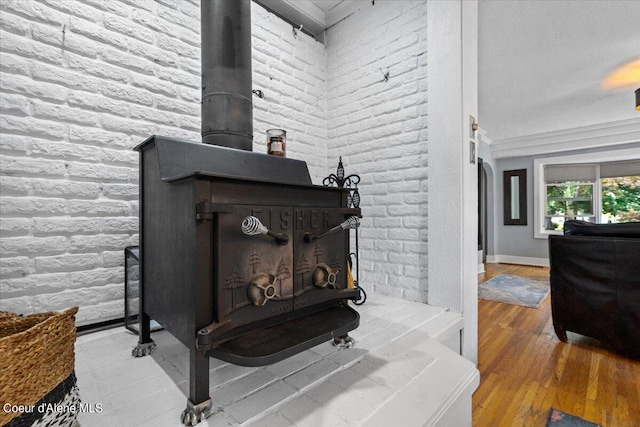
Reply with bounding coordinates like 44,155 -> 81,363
473,263 -> 640,427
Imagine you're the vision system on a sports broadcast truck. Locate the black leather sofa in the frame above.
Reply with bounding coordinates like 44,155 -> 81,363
548,220 -> 640,360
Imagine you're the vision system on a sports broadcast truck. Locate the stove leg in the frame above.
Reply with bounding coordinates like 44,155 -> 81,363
180,397 -> 212,426
332,334 -> 356,349
132,311 -> 156,357
181,349 -> 211,425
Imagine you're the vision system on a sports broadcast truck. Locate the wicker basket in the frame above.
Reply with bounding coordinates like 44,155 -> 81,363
0,307 -> 79,426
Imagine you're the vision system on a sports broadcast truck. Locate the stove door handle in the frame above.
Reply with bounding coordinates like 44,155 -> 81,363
241,216 -> 289,244
304,216 -> 360,243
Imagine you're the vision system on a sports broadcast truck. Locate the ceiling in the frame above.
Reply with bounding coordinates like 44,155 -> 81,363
309,0 -> 344,13
479,0 -> 640,143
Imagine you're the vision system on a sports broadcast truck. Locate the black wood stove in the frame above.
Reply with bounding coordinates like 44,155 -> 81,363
132,1 -> 361,425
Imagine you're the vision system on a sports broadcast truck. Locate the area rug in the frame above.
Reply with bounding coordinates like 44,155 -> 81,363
546,408 -> 601,427
478,274 -> 549,308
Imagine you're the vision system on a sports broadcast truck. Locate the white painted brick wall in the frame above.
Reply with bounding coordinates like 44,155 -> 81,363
1,0 -> 426,322
251,4 -> 328,179
325,1 -> 429,301
0,0 -> 327,324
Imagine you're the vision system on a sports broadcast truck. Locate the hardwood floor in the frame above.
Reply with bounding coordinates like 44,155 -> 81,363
473,263 -> 640,427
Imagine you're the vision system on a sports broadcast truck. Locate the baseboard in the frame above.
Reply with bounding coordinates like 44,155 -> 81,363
76,317 -> 124,336
488,255 -> 550,267
477,262 -> 485,274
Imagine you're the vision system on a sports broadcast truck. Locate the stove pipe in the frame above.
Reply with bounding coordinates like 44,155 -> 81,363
201,0 -> 253,151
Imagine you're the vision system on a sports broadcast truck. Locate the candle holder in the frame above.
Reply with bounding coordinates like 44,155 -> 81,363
323,157 -> 365,305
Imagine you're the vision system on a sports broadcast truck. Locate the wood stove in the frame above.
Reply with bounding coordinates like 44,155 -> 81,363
133,136 -> 361,424
132,1 -> 362,423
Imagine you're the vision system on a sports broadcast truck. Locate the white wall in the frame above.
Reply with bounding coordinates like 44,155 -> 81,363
426,0 -> 479,363
325,0 -> 429,301
251,4 -> 328,180
0,0 -> 327,324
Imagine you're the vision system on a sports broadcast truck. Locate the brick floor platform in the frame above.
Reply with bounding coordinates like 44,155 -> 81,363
75,292 -> 479,426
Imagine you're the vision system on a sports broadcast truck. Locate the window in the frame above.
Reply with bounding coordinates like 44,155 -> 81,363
545,181 -> 595,231
533,151 -> 640,238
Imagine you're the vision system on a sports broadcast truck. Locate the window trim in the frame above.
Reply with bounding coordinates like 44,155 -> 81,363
533,148 -> 640,239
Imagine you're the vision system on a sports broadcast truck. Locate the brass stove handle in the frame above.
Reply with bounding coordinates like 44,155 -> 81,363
242,216 -> 289,244
247,273 -> 278,306
313,263 -> 340,288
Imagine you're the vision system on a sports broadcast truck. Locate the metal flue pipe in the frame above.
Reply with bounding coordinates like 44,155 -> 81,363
201,0 -> 253,150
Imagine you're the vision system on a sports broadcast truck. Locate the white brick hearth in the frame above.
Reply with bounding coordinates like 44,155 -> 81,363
75,293 -> 479,427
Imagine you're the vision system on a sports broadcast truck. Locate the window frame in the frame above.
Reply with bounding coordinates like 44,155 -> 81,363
533,148 -> 640,239
544,181 -> 597,232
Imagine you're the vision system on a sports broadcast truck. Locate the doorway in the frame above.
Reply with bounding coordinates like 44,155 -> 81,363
478,158 -> 488,264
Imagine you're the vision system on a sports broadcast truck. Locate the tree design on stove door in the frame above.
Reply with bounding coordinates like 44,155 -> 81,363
224,265 -> 244,310
313,244 -> 322,264
296,254 -> 311,290
275,258 -> 291,297
249,249 -> 260,274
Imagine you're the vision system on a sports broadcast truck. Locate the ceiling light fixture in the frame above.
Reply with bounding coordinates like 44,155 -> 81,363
602,58 -> 640,90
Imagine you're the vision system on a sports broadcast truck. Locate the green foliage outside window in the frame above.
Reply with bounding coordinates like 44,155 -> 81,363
545,182 -> 594,230
546,183 -> 593,216
601,176 -> 640,222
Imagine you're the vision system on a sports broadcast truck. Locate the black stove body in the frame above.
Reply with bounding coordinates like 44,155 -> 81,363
133,136 -> 360,424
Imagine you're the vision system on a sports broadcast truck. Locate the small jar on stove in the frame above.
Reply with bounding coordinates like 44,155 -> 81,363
266,129 -> 286,157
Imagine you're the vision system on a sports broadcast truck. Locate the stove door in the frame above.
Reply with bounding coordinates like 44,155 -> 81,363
293,207 -> 350,310
215,206 -> 294,326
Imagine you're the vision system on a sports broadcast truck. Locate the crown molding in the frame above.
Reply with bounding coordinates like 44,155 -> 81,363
489,118 -> 640,159
478,128 -> 492,145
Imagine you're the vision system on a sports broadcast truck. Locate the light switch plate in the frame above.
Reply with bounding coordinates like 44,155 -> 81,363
470,141 -> 476,164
